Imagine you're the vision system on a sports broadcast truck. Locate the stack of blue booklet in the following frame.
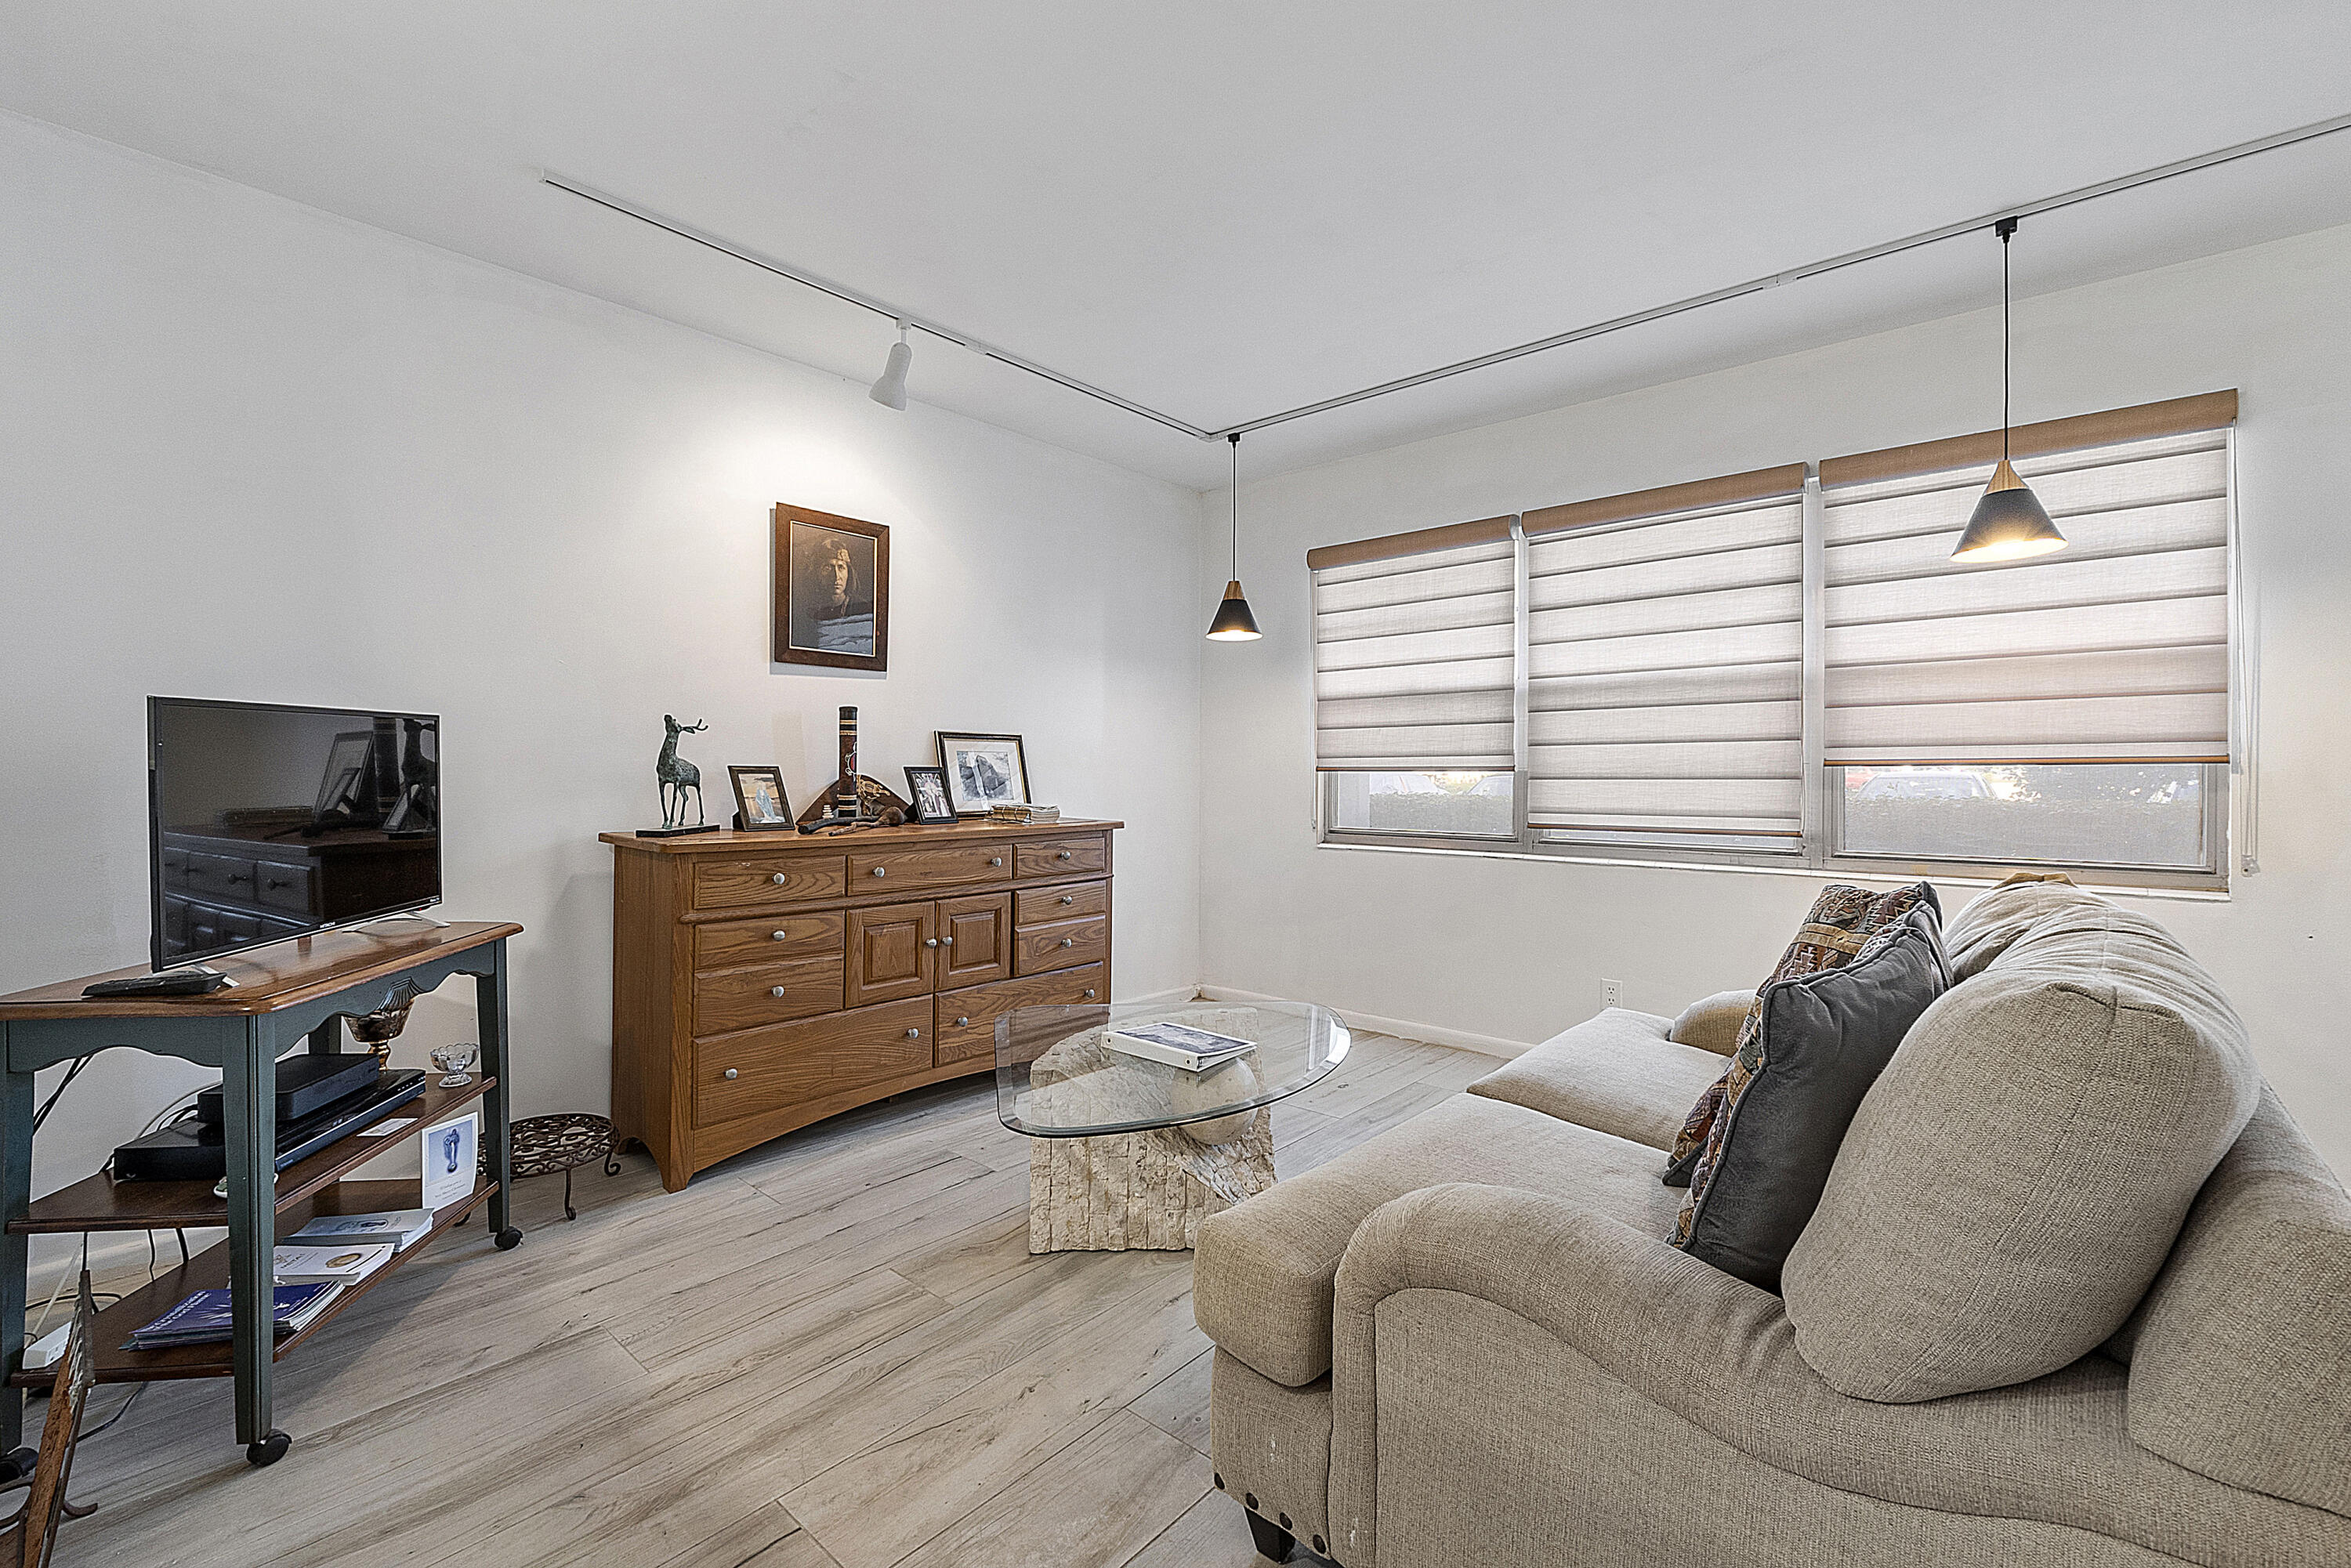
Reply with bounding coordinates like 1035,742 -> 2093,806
125,1283 -> 341,1350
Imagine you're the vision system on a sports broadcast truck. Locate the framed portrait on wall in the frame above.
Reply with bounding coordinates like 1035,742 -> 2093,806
935,732 -> 1030,817
773,503 -> 889,672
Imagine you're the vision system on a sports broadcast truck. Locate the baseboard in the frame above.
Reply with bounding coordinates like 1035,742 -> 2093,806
1194,985 -> 1531,1061
1114,985 -> 1201,1009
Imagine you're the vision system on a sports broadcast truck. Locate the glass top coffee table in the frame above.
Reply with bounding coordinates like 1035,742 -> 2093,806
994,999 -> 1350,1253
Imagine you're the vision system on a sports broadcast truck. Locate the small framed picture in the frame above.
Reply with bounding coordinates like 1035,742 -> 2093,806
935,732 -> 1030,817
903,766 -> 954,824
728,765 -> 795,831
420,1110 -> 479,1211
773,503 -> 889,672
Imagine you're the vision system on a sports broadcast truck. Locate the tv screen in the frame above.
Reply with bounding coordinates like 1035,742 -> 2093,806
148,697 -> 441,969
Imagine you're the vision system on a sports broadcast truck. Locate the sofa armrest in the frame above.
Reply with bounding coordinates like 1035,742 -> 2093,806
1322,1182 -> 2272,1568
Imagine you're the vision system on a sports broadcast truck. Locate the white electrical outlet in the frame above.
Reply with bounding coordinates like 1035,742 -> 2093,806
1601,979 -> 1623,1009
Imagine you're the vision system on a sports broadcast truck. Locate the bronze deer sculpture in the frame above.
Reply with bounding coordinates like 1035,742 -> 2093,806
656,716 -> 709,829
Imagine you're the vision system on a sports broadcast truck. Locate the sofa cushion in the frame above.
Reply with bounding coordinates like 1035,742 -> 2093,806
2125,1090 -> 2351,1518
1669,904 -> 1950,1291
1784,893 -> 2261,1403
1467,1008 -> 1725,1151
1941,873 -> 2084,980
1665,882 -> 1939,1184
1668,990 -> 1753,1056
1193,1094 -> 1680,1387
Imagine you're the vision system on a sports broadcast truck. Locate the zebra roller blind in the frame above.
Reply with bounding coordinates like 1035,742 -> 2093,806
1309,517 -> 1517,773
1820,417 -> 2233,766
1520,467 -> 1807,837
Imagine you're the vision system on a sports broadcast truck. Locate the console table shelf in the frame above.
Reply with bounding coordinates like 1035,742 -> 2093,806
0,920 -> 523,1468
9,1176 -> 495,1389
10,1074 -> 498,1234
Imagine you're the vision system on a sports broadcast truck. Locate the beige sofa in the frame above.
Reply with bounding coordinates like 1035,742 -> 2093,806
1193,882 -> 2351,1566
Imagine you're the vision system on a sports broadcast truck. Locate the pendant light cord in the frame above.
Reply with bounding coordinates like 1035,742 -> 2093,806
1997,215 -> 2018,462
1229,432 -> 1242,577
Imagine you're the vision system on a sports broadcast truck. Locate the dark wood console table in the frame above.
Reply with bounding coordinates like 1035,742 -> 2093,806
0,921 -> 521,1468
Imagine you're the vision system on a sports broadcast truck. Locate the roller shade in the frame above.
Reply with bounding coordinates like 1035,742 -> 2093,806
1310,519 -> 1516,773
1523,469 -> 1806,835
1821,422 -> 2232,766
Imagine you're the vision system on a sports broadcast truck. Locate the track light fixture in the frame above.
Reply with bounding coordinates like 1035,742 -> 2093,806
1952,218 -> 2066,563
869,320 -> 912,410
1206,433 -> 1262,641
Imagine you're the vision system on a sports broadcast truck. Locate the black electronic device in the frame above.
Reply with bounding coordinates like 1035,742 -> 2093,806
194,1053 -> 382,1128
147,697 -> 442,970
112,1070 -> 429,1182
82,966 -> 234,998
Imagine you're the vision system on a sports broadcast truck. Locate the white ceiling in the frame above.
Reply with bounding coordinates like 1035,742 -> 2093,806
8,2 -> 2351,488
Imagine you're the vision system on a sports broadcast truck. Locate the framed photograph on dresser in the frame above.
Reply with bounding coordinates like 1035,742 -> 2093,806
728,766 -> 794,831
904,766 -> 954,824
936,732 -> 1029,817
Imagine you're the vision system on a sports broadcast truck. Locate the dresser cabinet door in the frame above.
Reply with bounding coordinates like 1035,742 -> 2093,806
846,901 -> 937,1006
937,893 -> 1012,987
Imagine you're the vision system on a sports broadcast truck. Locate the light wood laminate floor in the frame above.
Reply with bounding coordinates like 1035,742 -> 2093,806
49,1028 -> 1497,1568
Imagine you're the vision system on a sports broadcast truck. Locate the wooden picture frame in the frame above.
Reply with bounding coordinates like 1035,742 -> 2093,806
773,503 -> 889,672
727,765 -> 795,831
903,766 -> 954,824
935,732 -> 1031,817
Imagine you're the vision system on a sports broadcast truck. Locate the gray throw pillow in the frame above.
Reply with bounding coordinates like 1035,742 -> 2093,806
1671,904 -> 1949,1292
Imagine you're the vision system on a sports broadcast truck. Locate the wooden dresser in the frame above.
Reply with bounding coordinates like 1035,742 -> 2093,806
602,819 -> 1120,1190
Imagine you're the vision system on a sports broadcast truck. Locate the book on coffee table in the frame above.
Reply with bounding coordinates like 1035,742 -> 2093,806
1105,1020 -> 1256,1074
126,1282 -> 342,1349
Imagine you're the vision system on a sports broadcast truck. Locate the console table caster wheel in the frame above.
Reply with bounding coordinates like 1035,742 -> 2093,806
0,1447 -> 36,1483
246,1430 -> 292,1467
494,1226 -> 523,1251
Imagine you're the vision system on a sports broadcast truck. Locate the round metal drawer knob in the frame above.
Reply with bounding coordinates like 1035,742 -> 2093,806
956,1016 -> 970,1027
1060,895 -> 1074,904
905,1028 -> 922,1040
989,856 -> 1003,867
723,1068 -> 738,1080
924,937 -> 940,948
772,930 -> 789,941
770,986 -> 789,998
1084,989 -> 1097,1000
1061,936 -> 1075,947
770,872 -> 788,885
942,935 -> 955,946
871,866 -> 887,877
1058,850 -> 1074,860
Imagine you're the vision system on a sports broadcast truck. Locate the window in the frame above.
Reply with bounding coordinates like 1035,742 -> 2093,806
1313,392 -> 2238,888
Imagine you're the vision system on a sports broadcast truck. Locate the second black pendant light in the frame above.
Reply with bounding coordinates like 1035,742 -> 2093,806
1951,217 -> 2067,563
1207,432 -> 1262,640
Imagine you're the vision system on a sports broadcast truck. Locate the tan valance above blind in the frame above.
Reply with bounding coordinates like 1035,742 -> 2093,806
1311,518 -> 1518,774
1821,407 -> 2234,768
1820,390 -> 2237,488
1523,469 -> 1808,836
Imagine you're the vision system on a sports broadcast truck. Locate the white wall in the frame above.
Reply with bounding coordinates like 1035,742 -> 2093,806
1200,222 -> 2351,1173
0,114 -> 1204,1240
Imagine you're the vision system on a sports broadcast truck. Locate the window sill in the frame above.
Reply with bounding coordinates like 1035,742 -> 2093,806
1312,836 -> 2232,904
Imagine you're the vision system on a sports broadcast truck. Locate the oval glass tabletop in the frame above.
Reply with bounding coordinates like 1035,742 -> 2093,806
994,999 -> 1350,1139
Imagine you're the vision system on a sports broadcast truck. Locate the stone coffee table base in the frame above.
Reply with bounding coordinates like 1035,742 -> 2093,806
1027,1108 -> 1274,1253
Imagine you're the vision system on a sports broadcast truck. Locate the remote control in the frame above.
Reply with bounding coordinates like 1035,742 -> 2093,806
82,967 -> 237,998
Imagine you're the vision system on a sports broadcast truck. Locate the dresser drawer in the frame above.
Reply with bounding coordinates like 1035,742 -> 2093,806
694,911 -> 846,972
693,997 -> 933,1127
1013,835 -> 1109,880
1013,915 -> 1108,976
254,861 -> 316,915
693,855 -> 848,911
692,957 -> 845,1037
1015,880 -> 1108,926
935,965 -> 1105,1065
846,840 -> 1013,895
183,851 -> 259,903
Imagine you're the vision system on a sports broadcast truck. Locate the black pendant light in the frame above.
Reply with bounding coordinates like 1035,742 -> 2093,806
1207,432 -> 1262,640
1952,217 -> 2067,563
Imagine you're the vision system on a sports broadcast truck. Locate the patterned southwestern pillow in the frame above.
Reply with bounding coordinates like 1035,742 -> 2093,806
1668,903 -> 1951,1291
1663,881 -> 1937,1187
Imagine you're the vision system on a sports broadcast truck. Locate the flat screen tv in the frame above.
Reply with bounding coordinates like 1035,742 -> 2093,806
147,697 -> 441,969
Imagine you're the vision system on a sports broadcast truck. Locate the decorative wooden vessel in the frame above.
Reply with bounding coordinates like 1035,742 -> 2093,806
602,819 -> 1120,1190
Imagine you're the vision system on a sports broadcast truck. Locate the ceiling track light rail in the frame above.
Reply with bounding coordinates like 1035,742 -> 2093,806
543,107 -> 2351,445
